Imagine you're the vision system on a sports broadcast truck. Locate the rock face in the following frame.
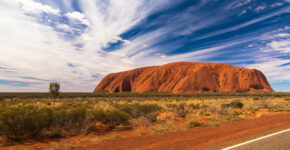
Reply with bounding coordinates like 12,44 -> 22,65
94,62 -> 274,94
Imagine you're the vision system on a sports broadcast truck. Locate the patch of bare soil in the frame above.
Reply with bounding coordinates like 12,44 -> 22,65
76,112 -> 290,150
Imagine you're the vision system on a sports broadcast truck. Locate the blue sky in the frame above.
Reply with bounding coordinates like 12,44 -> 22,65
0,0 -> 289,92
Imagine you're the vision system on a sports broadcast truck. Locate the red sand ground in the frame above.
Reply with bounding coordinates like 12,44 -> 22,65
94,62 -> 273,94
76,113 -> 290,150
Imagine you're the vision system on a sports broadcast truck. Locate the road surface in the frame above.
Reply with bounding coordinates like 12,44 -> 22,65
223,129 -> 290,150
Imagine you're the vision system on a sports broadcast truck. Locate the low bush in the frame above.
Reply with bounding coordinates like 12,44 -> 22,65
229,101 -> 243,109
116,104 -> 161,120
137,104 -> 161,116
219,104 -> 229,115
189,121 -> 205,128
89,109 -> 106,121
145,113 -> 158,122
227,115 -> 243,122
207,106 -> 218,114
188,103 -> 200,110
0,106 -> 53,141
167,104 -> 177,108
175,104 -> 187,118
103,110 -> 130,128
252,97 -> 260,100
258,100 -> 271,109
220,101 -> 243,110
220,104 -> 230,109
53,106 -> 88,135
116,104 -> 138,118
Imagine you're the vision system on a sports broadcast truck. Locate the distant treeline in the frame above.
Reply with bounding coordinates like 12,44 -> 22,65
0,92 -> 289,99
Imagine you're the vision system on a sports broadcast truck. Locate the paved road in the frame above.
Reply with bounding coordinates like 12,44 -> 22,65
225,129 -> 290,150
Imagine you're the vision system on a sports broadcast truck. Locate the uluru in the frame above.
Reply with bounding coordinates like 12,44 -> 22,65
94,62 -> 274,94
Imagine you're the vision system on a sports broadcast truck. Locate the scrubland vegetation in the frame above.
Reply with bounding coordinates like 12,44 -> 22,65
0,93 -> 289,148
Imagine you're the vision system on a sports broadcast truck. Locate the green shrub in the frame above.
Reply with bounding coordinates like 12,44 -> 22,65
30,107 -> 53,136
167,104 -> 177,109
116,104 -> 136,117
253,97 -> 259,100
137,104 -> 161,116
82,109 -> 105,135
103,110 -> 130,128
207,106 -> 218,114
227,115 -> 243,122
89,109 -> 105,121
189,103 -> 200,110
219,104 -> 229,115
220,104 -> 230,109
229,101 -> 243,109
189,121 -> 205,128
53,106 -> 88,135
116,104 -> 161,119
0,106 -> 53,141
175,104 -> 187,118
145,113 -> 158,122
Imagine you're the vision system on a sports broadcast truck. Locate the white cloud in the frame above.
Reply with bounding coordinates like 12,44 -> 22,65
122,39 -> 131,45
247,44 -> 254,47
255,6 -> 266,12
56,24 -> 73,32
275,33 -> 290,37
231,0 -> 252,9
4,0 -> 60,15
65,11 -> 85,20
271,3 -> 283,7
65,11 -> 89,25
267,40 -> 290,53
112,37 -> 131,45
239,9 -> 247,16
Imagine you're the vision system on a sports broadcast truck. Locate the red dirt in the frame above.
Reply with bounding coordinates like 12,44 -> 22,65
94,62 -> 273,94
76,113 -> 290,150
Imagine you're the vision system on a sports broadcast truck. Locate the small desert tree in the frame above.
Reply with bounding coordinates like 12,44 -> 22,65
49,82 -> 60,108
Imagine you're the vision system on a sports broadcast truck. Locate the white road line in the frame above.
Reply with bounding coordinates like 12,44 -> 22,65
222,128 -> 290,150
